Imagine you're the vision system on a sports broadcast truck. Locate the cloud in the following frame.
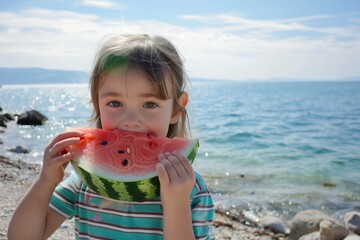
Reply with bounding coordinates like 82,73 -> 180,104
181,14 -> 311,32
0,8 -> 359,80
178,14 -> 360,80
80,0 -> 126,9
180,13 -> 360,39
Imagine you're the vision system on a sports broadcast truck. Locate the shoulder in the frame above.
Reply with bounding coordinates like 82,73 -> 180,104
190,171 -> 214,215
191,171 -> 211,196
57,171 -> 86,192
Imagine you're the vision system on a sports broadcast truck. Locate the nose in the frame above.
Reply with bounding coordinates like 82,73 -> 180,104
121,109 -> 141,130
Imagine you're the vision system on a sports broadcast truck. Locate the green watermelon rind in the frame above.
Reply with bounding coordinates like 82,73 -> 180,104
71,139 -> 199,202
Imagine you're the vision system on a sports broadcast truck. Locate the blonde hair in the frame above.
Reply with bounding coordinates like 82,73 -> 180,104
89,34 -> 190,138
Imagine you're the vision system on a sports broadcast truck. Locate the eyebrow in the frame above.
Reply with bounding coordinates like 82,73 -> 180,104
100,92 -> 161,99
100,92 -> 122,98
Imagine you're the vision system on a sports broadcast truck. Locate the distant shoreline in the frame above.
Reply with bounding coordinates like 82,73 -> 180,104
0,83 -> 89,88
0,67 -> 359,84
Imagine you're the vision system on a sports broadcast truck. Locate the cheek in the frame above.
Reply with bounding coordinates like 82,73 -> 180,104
151,112 -> 172,136
99,109 -> 120,130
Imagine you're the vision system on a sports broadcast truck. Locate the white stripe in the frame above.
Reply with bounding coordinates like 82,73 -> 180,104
193,206 -> 214,212
192,191 -> 211,199
49,203 -> 71,219
75,231 -> 103,240
60,181 -> 76,194
192,220 -> 213,227
196,235 -> 210,240
53,191 -> 73,205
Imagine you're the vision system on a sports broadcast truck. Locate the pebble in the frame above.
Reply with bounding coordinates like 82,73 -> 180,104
344,211 -> 360,235
6,145 -> 31,154
258,215 -> 289,234
319,219 -> 348,240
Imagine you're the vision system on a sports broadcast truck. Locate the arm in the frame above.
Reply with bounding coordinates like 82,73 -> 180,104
7,131 -> 83,240
156,152 -> 196,240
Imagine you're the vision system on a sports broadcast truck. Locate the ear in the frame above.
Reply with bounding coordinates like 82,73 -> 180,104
170,92 -> 188,124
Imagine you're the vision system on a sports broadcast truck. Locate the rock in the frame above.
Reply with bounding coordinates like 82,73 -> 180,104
258,215 -> 289,234
322,182 -> 336,187
0,113 -> 15,122
0,138 -> 3,144
344,211 -> 360,235
0,113 -> 15,128
290,209 -> 336,240
344,235 -> 360,240
7,145 -> 31,154
319,219 -> 348,240
0,118 -> 6,128
299,231 -> 320,240
16,109 -> 48,126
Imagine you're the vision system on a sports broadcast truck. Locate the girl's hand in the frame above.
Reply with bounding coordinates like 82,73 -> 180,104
156,151 -> 195,207
40,131 -> 84,186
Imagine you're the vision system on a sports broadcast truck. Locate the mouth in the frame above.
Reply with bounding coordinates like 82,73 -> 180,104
111,128 -> 156,137
146,132 -> 156,138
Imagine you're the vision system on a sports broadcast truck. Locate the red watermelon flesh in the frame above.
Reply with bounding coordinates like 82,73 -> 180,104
69,128 -> 198,182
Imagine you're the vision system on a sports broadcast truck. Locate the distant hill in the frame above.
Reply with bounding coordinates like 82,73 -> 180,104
0,67 -> 223,85
0,67 -> 359,85
0,67 -> 88,85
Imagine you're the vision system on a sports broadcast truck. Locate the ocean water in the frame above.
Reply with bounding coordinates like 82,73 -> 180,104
1,81 -> 360,220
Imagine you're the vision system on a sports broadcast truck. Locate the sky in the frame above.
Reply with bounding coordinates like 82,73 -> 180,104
0,0 -> 360,81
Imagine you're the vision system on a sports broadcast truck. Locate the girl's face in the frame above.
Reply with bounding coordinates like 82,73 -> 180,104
98,68 -> 180,137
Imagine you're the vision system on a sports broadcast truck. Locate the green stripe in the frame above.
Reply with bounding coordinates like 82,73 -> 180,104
89,173 -> 108,197
76,165 -> 99,194
126,181 -> 146,201
150,177 -> 161,196
100,178 -> 118,199
136,177 -> 159,200
110,180 -> 133,201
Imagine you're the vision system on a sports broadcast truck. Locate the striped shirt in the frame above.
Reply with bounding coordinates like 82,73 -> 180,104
50,171 -> 214,239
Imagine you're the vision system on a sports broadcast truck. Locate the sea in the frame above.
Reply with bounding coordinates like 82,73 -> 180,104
1,80 -> 360,221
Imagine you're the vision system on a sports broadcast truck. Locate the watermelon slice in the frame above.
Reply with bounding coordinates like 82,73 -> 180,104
68,128 -> 199,202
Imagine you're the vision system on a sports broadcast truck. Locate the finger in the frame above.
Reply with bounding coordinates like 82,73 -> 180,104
164,152 -> 188,178
49,137 -> 81,157
59,149 -> 69,156
173,151 -> 194,175
156,162 -> 169,185
161,154 -> 181,182
52,151 -> 75,167
47,131 -> 84,149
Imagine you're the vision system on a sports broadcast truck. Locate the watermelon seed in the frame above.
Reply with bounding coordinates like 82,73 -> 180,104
118,150 -> 125,154
100,141 -> 108,145
127,148 -> 131,153
122,159 -> 129,166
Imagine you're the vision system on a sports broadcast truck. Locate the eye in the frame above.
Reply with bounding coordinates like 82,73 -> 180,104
143,102 -> 158,109
107,101 -> 122,108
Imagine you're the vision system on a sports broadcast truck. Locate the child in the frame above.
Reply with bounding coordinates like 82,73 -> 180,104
8,34 -> 214,239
